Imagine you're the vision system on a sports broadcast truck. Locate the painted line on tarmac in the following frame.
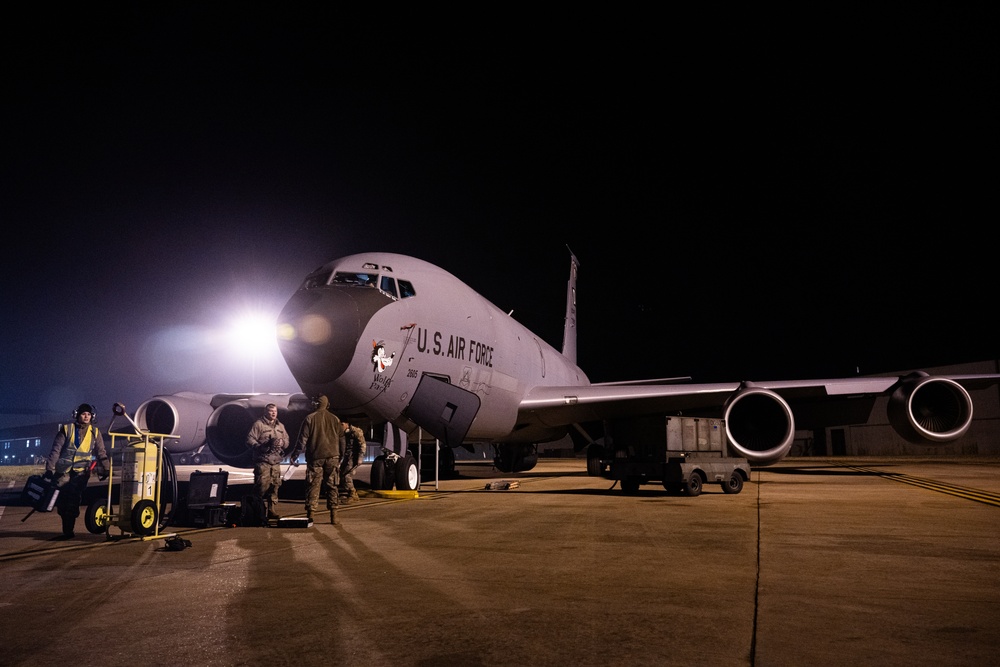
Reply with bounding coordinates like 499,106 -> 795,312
847,466 -> 1000,507
0,480 -> 13,522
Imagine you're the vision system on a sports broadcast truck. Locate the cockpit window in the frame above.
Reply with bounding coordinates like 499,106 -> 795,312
301,269 -> 334,289
302,267 -> 414,297
380,276 -> 397,297
331,272 -> 377,287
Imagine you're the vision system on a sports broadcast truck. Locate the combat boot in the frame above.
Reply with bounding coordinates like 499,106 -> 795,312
350,490 -> 360,502
330,509 -> 339,525
60,514 -> 75,539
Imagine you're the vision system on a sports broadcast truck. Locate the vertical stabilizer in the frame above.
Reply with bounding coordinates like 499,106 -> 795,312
561,248 -> 580,363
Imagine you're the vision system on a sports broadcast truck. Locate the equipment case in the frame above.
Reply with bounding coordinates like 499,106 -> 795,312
182,470 -> 229,527
23,475 -> 59,512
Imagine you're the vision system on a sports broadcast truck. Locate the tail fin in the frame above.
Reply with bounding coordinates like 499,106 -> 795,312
561,247 -> 580,363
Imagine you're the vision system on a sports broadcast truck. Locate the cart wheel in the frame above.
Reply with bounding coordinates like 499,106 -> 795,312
684,473 -> 703,497
721,472 -> 744,494
85,499 -> 112,534
131,499 -> 158,536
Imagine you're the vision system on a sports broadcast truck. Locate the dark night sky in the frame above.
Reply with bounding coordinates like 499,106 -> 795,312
2,6 -> 996,426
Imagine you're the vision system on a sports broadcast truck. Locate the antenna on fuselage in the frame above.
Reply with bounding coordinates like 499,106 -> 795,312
561,246 -> 580,364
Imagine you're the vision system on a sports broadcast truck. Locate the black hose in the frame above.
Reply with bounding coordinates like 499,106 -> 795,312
158,448 -> 178,531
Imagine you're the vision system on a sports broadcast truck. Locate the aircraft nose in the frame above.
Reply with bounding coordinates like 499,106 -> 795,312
277,286 -> 376,389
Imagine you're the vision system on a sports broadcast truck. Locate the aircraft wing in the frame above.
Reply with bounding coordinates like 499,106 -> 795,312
520,376 -> 905,424
518,373 -> 1000,465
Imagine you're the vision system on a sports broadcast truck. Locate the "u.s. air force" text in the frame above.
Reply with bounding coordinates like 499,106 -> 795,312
416,327 -> 493,367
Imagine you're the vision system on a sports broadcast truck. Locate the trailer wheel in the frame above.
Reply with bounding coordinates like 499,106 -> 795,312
621,476 -> 641,495
683,473 -> 703,497
131,499 -> 158,536
586,446 -> 605,476
722,472 -> 744,494
85,499 -> 111,534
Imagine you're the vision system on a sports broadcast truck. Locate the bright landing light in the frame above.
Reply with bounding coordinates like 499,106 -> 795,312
230,313 -> 278,356
230,312 -> 280,392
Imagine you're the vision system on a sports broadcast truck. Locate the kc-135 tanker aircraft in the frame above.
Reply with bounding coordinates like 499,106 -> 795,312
135,251 -> 1000,492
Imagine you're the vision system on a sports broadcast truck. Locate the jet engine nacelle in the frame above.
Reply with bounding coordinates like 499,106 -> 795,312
206,394 -> 313,467
887,372 -> 973,444
493,443 -> 539,473
134,392 -> 217,454
723,383 -> 795,466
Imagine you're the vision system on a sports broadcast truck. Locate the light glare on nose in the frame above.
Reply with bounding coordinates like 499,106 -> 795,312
300,314 -> 333,344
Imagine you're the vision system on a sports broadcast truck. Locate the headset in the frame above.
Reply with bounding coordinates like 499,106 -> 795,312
73,403 -> 96,420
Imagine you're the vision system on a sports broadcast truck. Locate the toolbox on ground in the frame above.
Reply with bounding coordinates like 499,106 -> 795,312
23,475 -> 60,512
183,470 -> 229,527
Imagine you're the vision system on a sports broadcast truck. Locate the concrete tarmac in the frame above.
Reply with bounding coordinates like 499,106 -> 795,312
1,457 -> 999,667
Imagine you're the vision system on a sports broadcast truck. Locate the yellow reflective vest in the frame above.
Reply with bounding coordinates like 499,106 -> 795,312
54,423 -> 102,475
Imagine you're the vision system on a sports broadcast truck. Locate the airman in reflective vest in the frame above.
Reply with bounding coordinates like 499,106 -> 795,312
43,403 -> 110,538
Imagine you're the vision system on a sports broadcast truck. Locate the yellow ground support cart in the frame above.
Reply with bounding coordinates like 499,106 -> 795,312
85,403 -> 179,540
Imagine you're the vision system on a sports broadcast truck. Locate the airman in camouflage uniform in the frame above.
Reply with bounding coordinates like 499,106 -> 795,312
245,403 -> 290,519
339,420 -> 366,503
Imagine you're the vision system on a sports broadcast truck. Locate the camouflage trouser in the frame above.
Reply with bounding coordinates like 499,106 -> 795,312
306,456 -> 340,512
253,462 -> 283,509
339,456 -> 358,496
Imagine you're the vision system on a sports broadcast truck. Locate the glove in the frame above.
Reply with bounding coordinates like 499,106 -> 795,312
42,470 -> 54,481
98,471 -> 110,482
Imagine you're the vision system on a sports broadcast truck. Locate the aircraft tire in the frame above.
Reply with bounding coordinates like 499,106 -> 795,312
85,499 -> 111,534
370,456 -> 389,490
721,472 -> 744,494
395,455 -> 419,491
684,474 -> 703,497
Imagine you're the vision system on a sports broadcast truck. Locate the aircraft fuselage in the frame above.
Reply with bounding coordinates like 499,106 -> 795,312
276,253 -> 588,446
